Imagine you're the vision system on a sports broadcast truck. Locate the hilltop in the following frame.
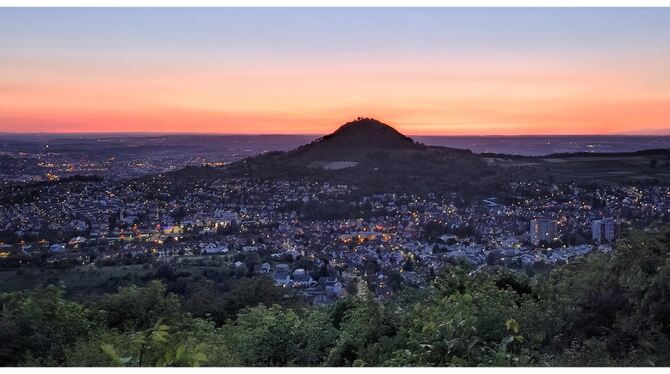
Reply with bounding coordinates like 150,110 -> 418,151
294,117 -> 424,154
282,117 -> 428,164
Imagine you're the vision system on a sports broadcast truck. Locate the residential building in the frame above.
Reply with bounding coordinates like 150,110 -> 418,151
530,218 -> 558,245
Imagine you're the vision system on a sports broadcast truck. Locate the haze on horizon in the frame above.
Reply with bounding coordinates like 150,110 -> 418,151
1,8 -> 670,136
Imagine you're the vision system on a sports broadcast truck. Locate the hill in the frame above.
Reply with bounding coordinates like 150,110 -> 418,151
198,117 -> 521,196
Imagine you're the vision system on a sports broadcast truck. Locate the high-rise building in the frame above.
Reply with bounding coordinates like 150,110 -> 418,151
530,218 -> 558,245
592,218 -> 617,243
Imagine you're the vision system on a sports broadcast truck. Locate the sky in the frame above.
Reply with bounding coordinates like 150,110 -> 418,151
1,7 -> 670,135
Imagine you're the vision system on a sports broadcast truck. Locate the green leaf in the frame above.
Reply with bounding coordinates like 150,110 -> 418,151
505,319 -> 520,334
152,330 -> 169,344
450,355 -> 468,366
100,343 -> 123,366
164,349 -> 173,364
194,352 -> 207,362
131,334 -> 146,345
175,345 -> 186,361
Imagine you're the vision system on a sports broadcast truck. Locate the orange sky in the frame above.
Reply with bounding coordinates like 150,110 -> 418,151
1,8 -> 669,135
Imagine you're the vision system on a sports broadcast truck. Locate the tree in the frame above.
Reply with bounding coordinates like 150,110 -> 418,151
325,298 -> 400,366
0,285 -> 98,366
170,207 -> 187,224
220,305 -> 337,366
244,252 -> 261,269
388,271 -> 403,291
97,281 -> 185,330
402,258 -> 415,272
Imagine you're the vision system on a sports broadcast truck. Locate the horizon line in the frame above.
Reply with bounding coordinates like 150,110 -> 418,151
1,131 -> 669,137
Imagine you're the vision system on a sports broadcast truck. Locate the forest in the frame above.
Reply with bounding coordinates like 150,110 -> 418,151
1,225 -> 669,367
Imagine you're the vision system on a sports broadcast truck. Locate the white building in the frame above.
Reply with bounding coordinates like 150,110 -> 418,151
200,243 -> 228,254
592,218 -> 617,244
530,218 -> 558,245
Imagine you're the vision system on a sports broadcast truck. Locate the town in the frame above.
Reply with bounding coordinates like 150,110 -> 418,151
1,171 -> 668,304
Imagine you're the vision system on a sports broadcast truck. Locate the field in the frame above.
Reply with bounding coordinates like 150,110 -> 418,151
486,154 -> 670,184
0,265 -> 151,294
0,255 -> 234,295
